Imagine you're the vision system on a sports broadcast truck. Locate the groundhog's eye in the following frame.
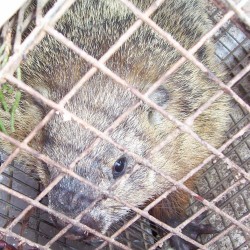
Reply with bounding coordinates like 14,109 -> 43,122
112,157 -> 127,179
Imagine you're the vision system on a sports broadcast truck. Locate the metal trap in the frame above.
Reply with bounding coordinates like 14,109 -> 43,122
0,0 -> 249,249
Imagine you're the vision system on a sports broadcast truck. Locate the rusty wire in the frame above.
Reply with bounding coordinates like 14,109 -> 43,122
0,0 -> 250,249
0,2 -> 175,243
97,123 -> 250,249
224,0 -> 250,28
0,0 -> 78,82
2,66 -> 250,245
41,26 -> 250,181
0,3 -> 249,250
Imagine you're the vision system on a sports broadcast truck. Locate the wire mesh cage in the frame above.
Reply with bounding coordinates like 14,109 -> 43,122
0,0 -> 249,249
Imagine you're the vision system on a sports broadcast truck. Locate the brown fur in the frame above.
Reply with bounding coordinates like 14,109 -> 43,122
1,0 -> 230,239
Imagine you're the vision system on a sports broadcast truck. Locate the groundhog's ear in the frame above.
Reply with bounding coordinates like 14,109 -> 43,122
148,86 -> 169,108
148,86 -> 169,126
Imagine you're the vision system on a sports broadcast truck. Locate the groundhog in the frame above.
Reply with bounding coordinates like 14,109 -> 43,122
0,0 -> 230,248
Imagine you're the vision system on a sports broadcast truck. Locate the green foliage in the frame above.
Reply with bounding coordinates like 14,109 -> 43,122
0,38 -> 22,134
0,70 -> 22,134
0,82 -> 22,134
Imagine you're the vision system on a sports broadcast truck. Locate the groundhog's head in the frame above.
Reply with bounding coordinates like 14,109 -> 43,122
43,74 -> 171,240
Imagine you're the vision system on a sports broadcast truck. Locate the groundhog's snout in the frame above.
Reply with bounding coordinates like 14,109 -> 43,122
55,190 -> 93,213
49,177 -> 97,213
49,177 -> 103,239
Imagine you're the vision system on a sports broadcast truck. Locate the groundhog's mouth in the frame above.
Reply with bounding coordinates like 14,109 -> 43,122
64,233 -> 85,240
64,231 -> 105,245
64,230 -> 92,241
50,215 -> 96,241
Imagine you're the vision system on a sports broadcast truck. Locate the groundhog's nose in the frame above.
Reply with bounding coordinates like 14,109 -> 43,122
49,177 -> 103,238
49,180 -> 97,216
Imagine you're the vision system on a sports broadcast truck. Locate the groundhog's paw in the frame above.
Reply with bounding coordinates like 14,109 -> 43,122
168,212 -> 219,250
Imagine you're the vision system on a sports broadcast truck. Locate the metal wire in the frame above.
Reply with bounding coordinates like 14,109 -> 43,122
0,0 -> 249,249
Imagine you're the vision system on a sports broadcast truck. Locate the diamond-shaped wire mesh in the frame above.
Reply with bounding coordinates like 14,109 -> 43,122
0,0 -> 249,249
